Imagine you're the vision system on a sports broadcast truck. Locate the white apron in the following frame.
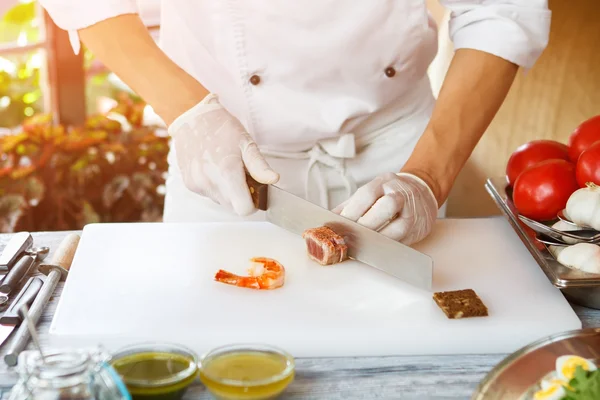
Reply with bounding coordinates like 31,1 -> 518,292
162,75 -> 447,222
158,1 -> 444,222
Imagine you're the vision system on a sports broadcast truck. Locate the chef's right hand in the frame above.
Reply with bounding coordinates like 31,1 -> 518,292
167,93 -> 279,216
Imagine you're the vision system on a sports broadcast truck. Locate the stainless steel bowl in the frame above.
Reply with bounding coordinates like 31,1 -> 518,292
472,328 -> 600,399
485,177 -> 600,310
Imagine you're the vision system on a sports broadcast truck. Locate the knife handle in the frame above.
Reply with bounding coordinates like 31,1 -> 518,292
246,173 -> 269,211
0,277 -> 43,324
0,255 -> 34,295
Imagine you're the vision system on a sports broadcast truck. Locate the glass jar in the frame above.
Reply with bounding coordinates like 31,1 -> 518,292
8,347 -> 131,400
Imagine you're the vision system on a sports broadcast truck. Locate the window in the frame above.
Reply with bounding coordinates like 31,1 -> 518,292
0,0 -> 161,130
0,0 -> 49,130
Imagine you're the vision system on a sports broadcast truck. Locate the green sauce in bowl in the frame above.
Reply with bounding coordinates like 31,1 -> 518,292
110,344 -> 199,400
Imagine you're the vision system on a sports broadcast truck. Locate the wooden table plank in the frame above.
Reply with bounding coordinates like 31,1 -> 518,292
0,231 -> 598,399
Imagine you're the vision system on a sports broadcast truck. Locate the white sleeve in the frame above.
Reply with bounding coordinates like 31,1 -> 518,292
37,0 -> 139,54
440,0 -> 551,70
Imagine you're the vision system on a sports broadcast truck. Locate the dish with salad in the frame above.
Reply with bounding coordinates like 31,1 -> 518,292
523,355 -> 599,400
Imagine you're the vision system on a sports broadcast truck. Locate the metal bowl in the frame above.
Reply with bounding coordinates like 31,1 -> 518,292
472,328 -> 600,399
485,177 -> 600,310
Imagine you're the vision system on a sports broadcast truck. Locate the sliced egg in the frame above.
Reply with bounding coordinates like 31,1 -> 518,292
555,355 -> 597,381
541,378 -> 572,392
532,383 -> 566,400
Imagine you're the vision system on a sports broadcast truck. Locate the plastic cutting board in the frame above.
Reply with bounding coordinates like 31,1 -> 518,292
47,217 -> 582,357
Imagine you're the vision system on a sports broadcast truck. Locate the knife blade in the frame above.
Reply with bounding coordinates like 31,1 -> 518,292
246,174 -> 433,290
0,277 -> 43,347
0,232 -> 32,273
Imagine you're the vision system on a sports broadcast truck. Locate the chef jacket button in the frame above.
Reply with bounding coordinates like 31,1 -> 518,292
249,75 -> 261,85
385,67 -> 396,78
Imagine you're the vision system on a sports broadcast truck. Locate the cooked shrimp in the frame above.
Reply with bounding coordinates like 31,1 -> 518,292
214,257 -> 285,290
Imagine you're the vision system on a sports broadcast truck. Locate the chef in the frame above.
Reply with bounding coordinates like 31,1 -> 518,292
38,1 -> 551,245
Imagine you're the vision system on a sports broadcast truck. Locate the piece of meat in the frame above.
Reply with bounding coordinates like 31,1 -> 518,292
302,226 -> 348,265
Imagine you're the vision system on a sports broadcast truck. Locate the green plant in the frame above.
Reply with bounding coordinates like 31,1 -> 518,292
0,1 -> 44,128
0,93 -> 170,232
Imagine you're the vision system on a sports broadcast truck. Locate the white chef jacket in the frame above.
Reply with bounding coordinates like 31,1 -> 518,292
38,0 -> 551,222
38,0 -> 550,150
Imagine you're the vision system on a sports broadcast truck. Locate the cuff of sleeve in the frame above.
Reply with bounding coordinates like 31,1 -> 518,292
449,9 -> 551,70
43,0 -> 139,54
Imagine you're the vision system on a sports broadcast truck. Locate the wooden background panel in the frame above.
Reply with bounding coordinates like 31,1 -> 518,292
426,0 -> 600,217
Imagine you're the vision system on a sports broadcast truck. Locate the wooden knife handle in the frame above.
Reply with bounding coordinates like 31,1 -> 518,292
246,173 -> 269,211
50,233 -> 80,271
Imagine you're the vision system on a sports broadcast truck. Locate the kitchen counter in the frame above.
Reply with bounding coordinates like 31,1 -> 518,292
0,231 -> 599,399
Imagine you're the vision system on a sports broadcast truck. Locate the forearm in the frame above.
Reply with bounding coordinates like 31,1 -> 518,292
78,14 -> 209,126
401,48 -> 518,205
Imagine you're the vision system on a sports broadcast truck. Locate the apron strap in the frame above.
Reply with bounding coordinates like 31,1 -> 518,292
261,133 -> 358,209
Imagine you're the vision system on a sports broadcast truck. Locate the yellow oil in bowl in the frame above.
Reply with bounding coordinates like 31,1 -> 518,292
199,344 -> 295,400
110,343 -> 199,400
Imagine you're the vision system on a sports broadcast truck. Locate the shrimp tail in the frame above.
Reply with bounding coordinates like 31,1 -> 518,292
214,269 -> 238,284
214,258 -> 285,290
214,269 -> 260,289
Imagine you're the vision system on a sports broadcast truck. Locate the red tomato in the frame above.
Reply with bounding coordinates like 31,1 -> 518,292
513,159 -> 578,221
568,115 -> 600,162
506,140 -> 570,186
576,140 -> 600,187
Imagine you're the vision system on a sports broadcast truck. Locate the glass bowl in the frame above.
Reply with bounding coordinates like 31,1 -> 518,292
109,342 -> 199,400
198,343 -> 295,400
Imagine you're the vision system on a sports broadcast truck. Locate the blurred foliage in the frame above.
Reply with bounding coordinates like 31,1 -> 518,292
1,2 -> 168,232
0,1 -> 39,43
0,1 -> 43,128
0,52 -> 43,128
0,1 -> 125,127
0,94 -> 169,232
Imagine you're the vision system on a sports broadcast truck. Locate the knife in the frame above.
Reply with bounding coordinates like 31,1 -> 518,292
0,232 -> 33,273
0,277 -> 43,348
246,174 -> 433,291
0,255 -> 35,295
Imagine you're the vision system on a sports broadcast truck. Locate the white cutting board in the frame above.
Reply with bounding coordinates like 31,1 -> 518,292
48,217 -> 581,357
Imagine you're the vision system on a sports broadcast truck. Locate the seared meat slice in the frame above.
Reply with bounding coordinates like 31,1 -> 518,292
302,226 -> 348,265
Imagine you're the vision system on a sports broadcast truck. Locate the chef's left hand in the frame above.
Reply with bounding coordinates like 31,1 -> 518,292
332,172 -> 438,245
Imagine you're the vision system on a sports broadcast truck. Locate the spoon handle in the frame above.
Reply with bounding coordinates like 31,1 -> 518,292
18,304 -> 46,363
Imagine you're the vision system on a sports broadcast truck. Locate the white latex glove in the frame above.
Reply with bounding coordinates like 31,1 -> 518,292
168,94 -> 279,216
333,172 -> 438,245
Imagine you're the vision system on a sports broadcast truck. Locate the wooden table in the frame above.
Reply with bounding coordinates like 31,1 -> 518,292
0,231 -> 598,399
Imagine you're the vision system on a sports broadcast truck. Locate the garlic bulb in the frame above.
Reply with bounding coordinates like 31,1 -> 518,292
565,183 -> 600,230
552,243 -> 600,274
551,221 -> 583,245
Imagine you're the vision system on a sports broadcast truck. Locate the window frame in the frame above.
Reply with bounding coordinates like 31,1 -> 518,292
0,6 -> 160,128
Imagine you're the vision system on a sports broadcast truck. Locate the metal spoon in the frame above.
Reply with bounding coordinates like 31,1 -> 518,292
18,304 -> 46,363
518,215 -> 600,243
556,209 -> 581,227
25,247 -> 49,262
535,232 -> 571,247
